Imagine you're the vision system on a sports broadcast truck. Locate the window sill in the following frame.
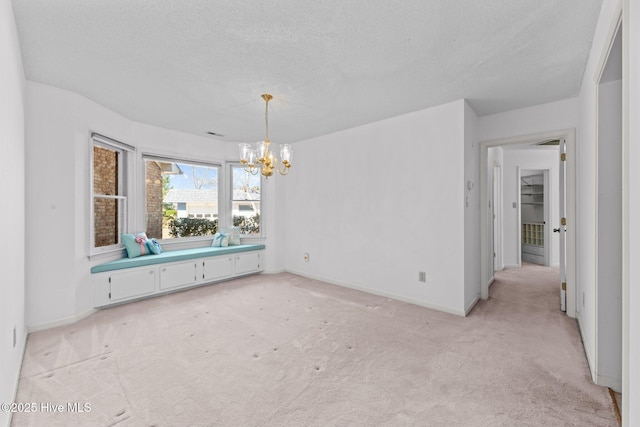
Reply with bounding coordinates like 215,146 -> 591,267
240,235 -> 265,243
88,247 -> 126,261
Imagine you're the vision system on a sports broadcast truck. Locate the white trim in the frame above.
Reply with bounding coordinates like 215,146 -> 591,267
285,269 -> 467,317
492,163 -> 504,272
91,132 -> 135,152
465,295 -> 480,316
89,133 -> 131,256
597,375 -> 622,393
142,153 -> 222,169
229,163 -> 265,238
480,128 -> 576,318
4,331 -> 27,427
516,166 -> 522,267
594,7 -> 624,397
621,0 -> 634,423
577,313 -> 596,383
140,154 -> 223,242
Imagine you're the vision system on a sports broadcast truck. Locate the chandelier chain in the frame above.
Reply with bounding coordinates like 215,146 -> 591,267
264,96 -> 270,141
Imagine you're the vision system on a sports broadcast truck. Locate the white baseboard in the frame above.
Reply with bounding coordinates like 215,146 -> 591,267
596,374 -> 622,393
4,331 -> 27,427
576,314 -> 596,383
504,263 -> 520,269
29,270 -> 288,333
464,295 -> 480,316
28,308 -> 97,333
488,276 -> 495,288
285,269 -> 466,317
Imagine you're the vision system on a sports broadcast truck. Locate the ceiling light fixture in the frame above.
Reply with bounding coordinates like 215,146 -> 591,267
239,94 -> 292,179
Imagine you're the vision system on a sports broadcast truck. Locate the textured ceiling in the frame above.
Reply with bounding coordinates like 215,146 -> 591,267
12,0 -> 603,143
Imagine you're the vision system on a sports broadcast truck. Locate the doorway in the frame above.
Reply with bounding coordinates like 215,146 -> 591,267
594,18 -> 622,392
480,129 -> 576,317
520,169 -> 550,266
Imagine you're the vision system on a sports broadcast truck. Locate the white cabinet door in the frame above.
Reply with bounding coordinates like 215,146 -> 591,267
235,252 -> 261,275
160,262 -> 197,290
203,256 -> 233,281
110,268 -> 157,301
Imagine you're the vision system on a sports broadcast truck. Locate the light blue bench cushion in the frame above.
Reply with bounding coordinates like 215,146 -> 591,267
91,244 -> 265,273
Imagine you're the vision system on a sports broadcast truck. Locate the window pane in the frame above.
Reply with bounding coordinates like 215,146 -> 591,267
145,159 -> 219,239
94,198 -> 123,247
92,142 -> 124,251
93,146 -> 119,196
232,166 -> 261,234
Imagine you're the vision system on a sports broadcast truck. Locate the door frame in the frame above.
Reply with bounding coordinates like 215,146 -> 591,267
492,163 -> 503,274
594,12 -> 623,392
479,128 -> 576,318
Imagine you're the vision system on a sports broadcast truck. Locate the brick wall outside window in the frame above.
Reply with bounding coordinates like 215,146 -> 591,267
145,161 -> 163,239
93,146 -> 119,247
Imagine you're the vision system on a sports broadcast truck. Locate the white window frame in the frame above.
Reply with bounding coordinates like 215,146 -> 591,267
89,133 -> 135,257
142,154 -> 223,246
229,163 -> 264,238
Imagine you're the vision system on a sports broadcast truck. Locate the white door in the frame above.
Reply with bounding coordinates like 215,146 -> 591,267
492,168 -> 498,273
558,138 -> 567,312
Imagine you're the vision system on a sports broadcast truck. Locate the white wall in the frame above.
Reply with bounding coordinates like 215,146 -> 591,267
464,102 -> 480,311
487,147 -> 504,277
24,82 -> 285,330
502,149 -> 560,268
597,78 -> 623,390
0,1 -> 26,425
623,0 -> 639,423
478,98 -> 580,143
574,0 -> 622,388
284,100 -> 469,315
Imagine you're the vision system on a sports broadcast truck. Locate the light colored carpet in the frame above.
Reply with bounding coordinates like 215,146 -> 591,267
13,266 -> 616,426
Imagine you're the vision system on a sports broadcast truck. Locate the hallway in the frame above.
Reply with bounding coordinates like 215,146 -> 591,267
476,263 -> 618,424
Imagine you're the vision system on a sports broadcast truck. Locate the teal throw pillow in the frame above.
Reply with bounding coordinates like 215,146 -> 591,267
147,238 -> 162,254
122,232 -> 150,258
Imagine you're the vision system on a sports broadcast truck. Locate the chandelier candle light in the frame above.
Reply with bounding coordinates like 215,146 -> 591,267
239,94 -> 292,178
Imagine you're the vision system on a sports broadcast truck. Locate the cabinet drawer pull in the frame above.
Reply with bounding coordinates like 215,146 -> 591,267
149,270 -> 154,274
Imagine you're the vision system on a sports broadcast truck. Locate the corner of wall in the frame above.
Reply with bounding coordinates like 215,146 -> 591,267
0,1 -> 27,425
464,100 -> 481,309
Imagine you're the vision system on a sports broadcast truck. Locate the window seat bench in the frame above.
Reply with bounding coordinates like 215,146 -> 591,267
91,244 -> 265,273
91,244 -> 265,307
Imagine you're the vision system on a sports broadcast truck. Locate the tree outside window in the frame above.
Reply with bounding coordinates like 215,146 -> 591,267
231,166 -> 261,235
145,159 -> 220,239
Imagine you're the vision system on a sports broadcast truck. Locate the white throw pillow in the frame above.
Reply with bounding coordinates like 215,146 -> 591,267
211,232 -> 229,247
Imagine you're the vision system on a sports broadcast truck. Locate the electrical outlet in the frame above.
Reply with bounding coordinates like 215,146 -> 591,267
303,253 -> 310,262
13,326 -> 16,348
418,271 -> 426,283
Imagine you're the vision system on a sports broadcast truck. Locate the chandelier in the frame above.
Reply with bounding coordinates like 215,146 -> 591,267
239,94 -> 292,178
